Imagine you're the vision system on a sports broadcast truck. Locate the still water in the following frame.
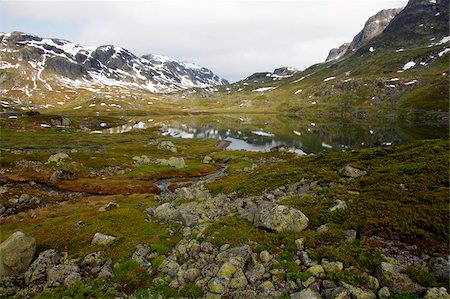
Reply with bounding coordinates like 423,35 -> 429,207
104,114 -> 448,154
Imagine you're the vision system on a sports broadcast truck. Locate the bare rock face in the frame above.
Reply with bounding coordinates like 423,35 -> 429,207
0,232 -> 36,277
325,8 -> 402,61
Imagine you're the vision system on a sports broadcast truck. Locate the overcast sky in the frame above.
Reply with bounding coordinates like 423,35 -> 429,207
1,1 -> 407,82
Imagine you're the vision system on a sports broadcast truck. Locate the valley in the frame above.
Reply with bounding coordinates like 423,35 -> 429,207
0,0 -> 449,298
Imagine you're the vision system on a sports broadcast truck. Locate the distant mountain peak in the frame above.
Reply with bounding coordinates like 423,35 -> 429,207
0,32 -> 228,94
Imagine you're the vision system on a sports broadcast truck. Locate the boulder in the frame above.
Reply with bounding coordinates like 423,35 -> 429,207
0,231 -> 36,276
342,282 -> 376,299
338,165 -> 367,178
152,203 -> 180,221
429,257 -> 449,281
50,169 -> 76,182
376,262 -> 419,294
46,153 -> 70,165
378,287 -> 390,298
253,202 -> 308,232
24,249 -> 61,285
91,233 -> 116,246
218,261 -> 237,279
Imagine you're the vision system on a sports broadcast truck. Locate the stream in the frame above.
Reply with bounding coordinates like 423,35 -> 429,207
154,163 -> 228,195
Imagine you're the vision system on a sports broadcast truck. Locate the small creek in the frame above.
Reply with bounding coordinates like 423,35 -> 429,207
154,163 -> 228,195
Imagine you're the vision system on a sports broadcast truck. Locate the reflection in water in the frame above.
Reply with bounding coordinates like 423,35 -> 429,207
102,114 -> 449,154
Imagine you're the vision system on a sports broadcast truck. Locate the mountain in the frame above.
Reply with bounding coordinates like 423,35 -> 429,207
0,31 -> 228,96
176,0 -> 448,120
326,8 -> 403,61
242,67 -> 298,84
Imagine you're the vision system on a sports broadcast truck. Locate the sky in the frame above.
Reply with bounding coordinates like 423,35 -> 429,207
1,1 -> 408,82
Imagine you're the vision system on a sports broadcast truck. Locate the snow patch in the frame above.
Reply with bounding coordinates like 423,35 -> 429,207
251,130 -> 274,137
252,87 -> 276,92
402,61 -> 416,70
323,76 -> 335,82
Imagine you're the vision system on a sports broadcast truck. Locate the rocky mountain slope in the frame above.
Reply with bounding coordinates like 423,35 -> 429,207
175,0 -> 448,120
0,31 -> 228,97
326,8 -> 403,61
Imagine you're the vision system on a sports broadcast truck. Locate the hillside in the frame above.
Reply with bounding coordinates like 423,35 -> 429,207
166,0 -> 448,120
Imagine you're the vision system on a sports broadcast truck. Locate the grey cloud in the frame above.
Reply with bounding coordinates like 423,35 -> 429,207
1,1 -> 407,82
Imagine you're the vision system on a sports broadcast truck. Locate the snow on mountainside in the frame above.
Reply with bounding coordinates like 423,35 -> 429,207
0,32 -> 228,95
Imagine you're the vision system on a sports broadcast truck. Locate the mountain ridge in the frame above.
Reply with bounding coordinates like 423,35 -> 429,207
0,31 -> 228,95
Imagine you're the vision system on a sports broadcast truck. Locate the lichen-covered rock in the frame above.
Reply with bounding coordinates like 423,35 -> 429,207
152,203 -> 180,221
290,288 -> 322,299
83,251 -> 105,266
306,265 -> 325,278
253,202 -> 309,232
378,287 -> 390,298
131,244 -> 155,271
24,249 -> 61,285
342,282 -> 376,299
158,141 -> 177,153
0,231 -> 36,277
230,268 -> 248,289
158,258 -> 180,277
321,259 -> 343,274
50,170 -> 76,182
91,233 -> 116,246
47,264 -> 81,286
259,251 -> 273,263
376,262 -> 418,294
338,165 -> 367,178
218,261 -> 237,279
424,287 -> 450,299
245,263 -> 265,284
203,156 -> 212,163
429,257 -> 449,281
208,278 -> 228,294
183,268 -> 201,283
46,153 -> 70,165
157,157 -> 186,169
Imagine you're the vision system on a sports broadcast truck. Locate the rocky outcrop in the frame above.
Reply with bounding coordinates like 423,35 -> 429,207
0,232 -> 36,277
325,8 -> 402,61
339,165 -> 367,178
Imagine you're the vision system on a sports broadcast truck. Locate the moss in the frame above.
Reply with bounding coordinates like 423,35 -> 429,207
33,279 -> 117,299
406,265 -> 437,287
114,260 -> 152,293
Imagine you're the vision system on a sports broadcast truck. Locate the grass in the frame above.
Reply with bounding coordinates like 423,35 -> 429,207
0,194 -> 181,260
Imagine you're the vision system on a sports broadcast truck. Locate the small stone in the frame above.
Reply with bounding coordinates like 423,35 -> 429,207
259,251 -> 272,263
321,259 -> 343,273
295,238 -> 304,251
98,202 -> 119,212
317,224 -> 329,233
260,280 -> 274,292
183,268 -> 200,283
218,261 -> 237,279
338,165 -> 367,178
46,153 -> 70,165
302,276 -> 315,287
208,278 -> 228,294
306,265 -> 325,278
83,251 -> 105,266
378,287 -> 390,298
200,241 -> 214,253
91,233 -> 116,246
203,156 -> 213,163
345,229 -> 357,241
367,275 -> 379,291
